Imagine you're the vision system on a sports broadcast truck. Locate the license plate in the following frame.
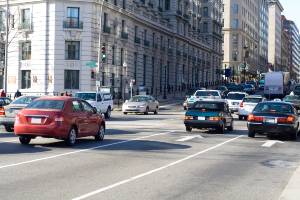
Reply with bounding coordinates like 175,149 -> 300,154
265,118 -> 276,124
198,117 -> 205,120
31,118 -> 42,124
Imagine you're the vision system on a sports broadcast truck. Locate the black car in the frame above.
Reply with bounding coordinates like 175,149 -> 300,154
184,100 -> 233,134
227,83 -> 243,92
247,102 -> 300,140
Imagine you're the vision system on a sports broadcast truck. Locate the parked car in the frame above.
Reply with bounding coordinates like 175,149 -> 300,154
247,101 -> 299,140
238,95 -> 266,120
216,86 -> 229,98
292,84 -> 300,96
187,90 -> 222,106
283,95 -> 300,110
258,80 -> 265,90
183,89 -> 197,110
122,95 -> 159,115
243,84 -> 256,94
227,83 -> 243,92
226,92 -> 248,113
246,81 -> 257,88
75,92 -> 113,119
184,100 -> 233,133
0,96 -> 38,132
14,96 -> 105,146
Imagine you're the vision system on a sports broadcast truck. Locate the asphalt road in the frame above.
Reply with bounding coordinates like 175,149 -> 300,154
0,105 -> 300,200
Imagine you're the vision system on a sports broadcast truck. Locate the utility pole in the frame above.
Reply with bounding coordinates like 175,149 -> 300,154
97,0 -> 104,92
4,0 -> 8,92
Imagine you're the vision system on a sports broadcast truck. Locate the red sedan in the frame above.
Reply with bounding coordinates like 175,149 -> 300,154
14,96 -> 105,146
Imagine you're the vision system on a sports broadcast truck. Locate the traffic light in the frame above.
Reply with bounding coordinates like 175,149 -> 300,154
101,43 -> 106,62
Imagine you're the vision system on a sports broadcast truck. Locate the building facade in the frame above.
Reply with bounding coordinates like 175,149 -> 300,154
0,0 -> 223,99
258,0 -> 269,73
280,16 -> 291,72
223,0 -> 260,82
267,0 -> 283,71
283,19 -> 300,80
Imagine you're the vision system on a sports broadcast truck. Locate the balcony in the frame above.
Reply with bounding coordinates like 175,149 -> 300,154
134,37 -> 141,44
121,32 -> 128,39
18,21 -> 32,31
103,26 -> 111,34
144,40 -> 150,47
63,19 -> 83,29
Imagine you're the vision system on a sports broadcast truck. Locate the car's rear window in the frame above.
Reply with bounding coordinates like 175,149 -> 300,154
294,86 -> 300,91
27,100 -> 65,110
12,96 -> 38,105
284,96 -> 300,101
254,103 -> 293,114
195,91 -> 219,97
192,102 -> 224,111
243,98 -> 262,103
75,93 -> 96,101
227,93 -> 246,100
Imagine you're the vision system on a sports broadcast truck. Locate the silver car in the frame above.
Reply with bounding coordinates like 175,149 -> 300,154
122,95 -> 159,115
0,96 -> 38,132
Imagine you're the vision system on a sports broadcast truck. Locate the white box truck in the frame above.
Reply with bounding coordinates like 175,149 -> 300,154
264,72 -> 290,98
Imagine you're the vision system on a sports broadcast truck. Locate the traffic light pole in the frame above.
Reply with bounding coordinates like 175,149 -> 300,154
97,0 -> 104,92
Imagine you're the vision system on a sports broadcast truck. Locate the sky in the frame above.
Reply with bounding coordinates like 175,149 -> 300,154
282,0 -> 300,29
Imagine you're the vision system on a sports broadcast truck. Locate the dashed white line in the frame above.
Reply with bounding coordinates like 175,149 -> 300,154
0,131 -> 174,170
262,140 -> 284,148
0,139 -> 18,144
176,135 -> 203,142
72,135 -> 244,200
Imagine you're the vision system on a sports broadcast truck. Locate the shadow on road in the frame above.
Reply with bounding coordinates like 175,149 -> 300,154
0,142 -> 51,154
0,133 -> 16,138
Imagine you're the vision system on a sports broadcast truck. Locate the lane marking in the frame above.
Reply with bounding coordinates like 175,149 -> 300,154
262,140 -> 284,148
176,135 -> 203,142
0,131 -> 174,170
0,139 -> 18,144
72,135 -> 244,200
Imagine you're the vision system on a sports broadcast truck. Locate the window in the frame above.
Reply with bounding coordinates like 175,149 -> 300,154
203,22 -> 208,33
122,0 -> 126,9
64,70 -> 79,89
120,48 -> 124,66
65,41 -> 80,60
134,26 -> 138,38
232,19 -> 239,29
114,0 -> 117,6
103,12 -> 108,29
143,55 -> 147,86
21,8 -> 30,24
165,0 -> 170,10
81,101 -> 94,113
203,7 -> 208,17
121,20 -> 125,32
21,70 -> 31,89
72,101 -> 82,112
134,52 -> 137,82
27,100 -> 65,110
67,7 -> 80,28
21,41 -> 31,60
233,4 -> 239,14
112,45 -> 115,65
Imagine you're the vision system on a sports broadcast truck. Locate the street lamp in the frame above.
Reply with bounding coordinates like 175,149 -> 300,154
243,45 -> 249,83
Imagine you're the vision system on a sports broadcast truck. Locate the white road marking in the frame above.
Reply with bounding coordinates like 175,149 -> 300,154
72,135 -> 244,200
0,139 -> 18,144
176,135 -> 203,142
0,131 -> 174,170
262,140 -> 284,148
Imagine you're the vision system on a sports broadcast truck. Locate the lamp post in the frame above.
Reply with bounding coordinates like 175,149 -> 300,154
243,46 -> 249,83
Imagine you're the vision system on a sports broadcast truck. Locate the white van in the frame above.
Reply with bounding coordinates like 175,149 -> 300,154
75,92 -> 113,119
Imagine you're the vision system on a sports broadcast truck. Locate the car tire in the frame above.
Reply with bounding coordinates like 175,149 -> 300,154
248,130 -> 255,138
186,126 -> 192,132
123,112 -> 128,115
218,124 -> 225,134
238,115 -> 243,120
4,125 -> 14,132
19,136 -> 31,145
144,107 -> 149,115
227,122 -> 233,131
65,127 -> 77,146
105,107 -> 111,119
95,124 -> 105,141
154,107 -> 158,115
290,131 -> 298,141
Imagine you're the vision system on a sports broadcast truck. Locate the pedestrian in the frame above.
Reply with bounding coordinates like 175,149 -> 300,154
0,89 -> 6,97
14,89 -> 22,99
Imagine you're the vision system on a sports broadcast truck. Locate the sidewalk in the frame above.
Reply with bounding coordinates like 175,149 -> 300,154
279,164 -> 300,200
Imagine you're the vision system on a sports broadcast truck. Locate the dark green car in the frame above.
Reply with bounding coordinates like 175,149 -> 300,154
184,100 -> 234,133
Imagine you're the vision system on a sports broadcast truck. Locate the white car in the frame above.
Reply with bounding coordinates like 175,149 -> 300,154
75,92 -> 113,119
238,95 -> 266,120
226,92 -> 248,113
187,90 -> 222,105
122,95 -> 159,115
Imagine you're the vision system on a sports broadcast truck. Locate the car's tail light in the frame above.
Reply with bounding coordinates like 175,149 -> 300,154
209,117 -> 222,121
185,116 -> 193,120
0,107 -> 5,116
277,116 -> 295,124
240,102 -> 244,107
54,116 -> 64,126
248,114 -> 263,122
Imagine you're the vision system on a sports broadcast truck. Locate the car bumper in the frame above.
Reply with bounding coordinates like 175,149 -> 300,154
238,109 -> 251,116
14,123 -> 69,139
248,122 -> 297,135
229,106 -> 239,112
0,117 -> 15,126
184,120 -> 223,129
122,107 -> 146,113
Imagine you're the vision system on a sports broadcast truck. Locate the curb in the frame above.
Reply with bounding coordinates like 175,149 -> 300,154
279,164 -> 300,200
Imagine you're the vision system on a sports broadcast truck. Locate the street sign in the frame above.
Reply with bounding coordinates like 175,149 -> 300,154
86,61 -> 97,68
